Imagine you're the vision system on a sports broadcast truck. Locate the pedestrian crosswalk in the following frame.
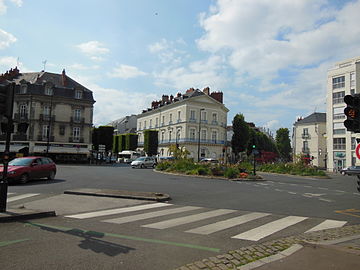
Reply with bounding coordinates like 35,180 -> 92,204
6,193 -> 40,203
65,202 -> 348,242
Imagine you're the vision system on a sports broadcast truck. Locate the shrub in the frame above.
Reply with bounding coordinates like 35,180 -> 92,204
197,166 -> 211,175
156,161 -> 172,171
224,167 -> 239,179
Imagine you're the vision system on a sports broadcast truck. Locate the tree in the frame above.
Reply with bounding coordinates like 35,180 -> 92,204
276,128 -> 291,161
168,144 -> 190,159
143,130 -> 158,156
125,133 -> 138,150
231,113 -> 250,160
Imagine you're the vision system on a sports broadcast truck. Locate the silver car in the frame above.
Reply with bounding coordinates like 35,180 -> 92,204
131,157 -> 156,168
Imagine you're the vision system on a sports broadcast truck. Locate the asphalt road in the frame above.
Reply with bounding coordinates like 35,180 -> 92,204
2,165 -> 360,269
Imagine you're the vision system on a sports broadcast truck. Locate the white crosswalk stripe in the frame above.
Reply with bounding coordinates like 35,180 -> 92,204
231,216 -> 308,241
305,219 -> 347,233
103,206 -> 201,224
7,193 -> 40,202
142,209 -> 237,229
185,212 -> 270,235
65,203 -> 171,219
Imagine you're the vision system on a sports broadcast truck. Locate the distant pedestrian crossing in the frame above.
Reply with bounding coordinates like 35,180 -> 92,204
65,202 -> 348,242
6,193 -> 40,203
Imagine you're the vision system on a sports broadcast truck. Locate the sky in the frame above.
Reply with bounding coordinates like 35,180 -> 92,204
1,0 -> 360,135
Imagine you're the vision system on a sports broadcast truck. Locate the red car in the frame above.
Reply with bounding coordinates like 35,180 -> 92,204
0,156 -> 57,184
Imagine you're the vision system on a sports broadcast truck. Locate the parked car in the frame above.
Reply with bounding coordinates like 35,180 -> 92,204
199,158 -> 219,164
340,166 -> 360,176
131,157 -> 156,168
0,156 -> 57,184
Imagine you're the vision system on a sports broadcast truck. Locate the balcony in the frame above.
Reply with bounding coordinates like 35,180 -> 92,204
14,113 -> 28,122
37,135 -> 55,142
70,117 -> 85,124
39,114 -> 55,122
69,137 -> 84,143
12,134 -> 27,141
301,133 -> 311,139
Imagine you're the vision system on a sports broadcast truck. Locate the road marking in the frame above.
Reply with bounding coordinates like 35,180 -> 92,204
25,222 -> 220,252
305,220 -> 347,233
275,189 -> 284,192
103,206 -> 201,225
290,184 -> 298,186
7,193 -> 39,202
65,203 -> 171,219
318,187 -> 329,190
288,192 -> 297,195
143,209 -> 237,229
231,216 -> 308,241
335,209 -> 360,218
304,185 -> 312,188
0,239 -> 30,247
353,193 -> 360,196
335,190 -> 345,193
185,212 -> 270,235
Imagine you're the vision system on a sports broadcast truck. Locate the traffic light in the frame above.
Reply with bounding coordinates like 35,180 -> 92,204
0,83 -> 15,118
344,94 -> 360,133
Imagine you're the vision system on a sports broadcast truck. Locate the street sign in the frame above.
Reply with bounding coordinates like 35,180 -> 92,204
356,144 -> 360,159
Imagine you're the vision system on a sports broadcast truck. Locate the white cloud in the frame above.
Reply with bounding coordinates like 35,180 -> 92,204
0,0 -> 22,15
109,64 -> 147,79
69,63 -> 100,71
76,41 -> 109,61
148,38 -> 188,65
10,0 -> 22,7
0,29 -> 16,49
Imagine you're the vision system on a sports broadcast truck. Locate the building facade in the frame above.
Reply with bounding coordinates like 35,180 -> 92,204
292,113 -> 327,168
108,114 -> 137,135
136,87 -> 228,161
0,67 -> 95,162
327,57 -> 360,171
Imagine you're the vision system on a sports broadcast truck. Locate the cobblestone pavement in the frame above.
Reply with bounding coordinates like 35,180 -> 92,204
175,224 -> 360,270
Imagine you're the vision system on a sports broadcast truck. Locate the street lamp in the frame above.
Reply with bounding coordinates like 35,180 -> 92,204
46,91 -> 53,156
197,108 -> 205,162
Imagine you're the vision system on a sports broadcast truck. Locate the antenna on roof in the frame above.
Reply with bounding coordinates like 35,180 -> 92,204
314,106 -> 317,113
17,57 -> 20,67
42,60 -> 47,71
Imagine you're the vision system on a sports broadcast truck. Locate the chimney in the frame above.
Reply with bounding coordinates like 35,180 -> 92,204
210,91 -> 223,103
186,88 -> 195,94
170,95 -> 174,102
177,92 -> 181,98
203,87 -> 210,95
61,69 -> 67,87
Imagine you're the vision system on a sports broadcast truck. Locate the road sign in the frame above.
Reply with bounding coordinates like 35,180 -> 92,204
356,144 -> 360,159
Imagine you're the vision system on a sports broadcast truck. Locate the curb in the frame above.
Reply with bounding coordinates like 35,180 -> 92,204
0,209 -> 56,222
64,188 -> 171,202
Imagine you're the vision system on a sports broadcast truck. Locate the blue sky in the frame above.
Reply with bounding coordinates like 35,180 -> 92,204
1,0 -> 360,135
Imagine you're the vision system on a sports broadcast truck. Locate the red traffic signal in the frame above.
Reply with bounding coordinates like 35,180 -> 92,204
344,94 -> 360,133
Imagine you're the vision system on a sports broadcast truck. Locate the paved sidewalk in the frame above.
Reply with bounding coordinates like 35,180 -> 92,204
176,224 -> 360,270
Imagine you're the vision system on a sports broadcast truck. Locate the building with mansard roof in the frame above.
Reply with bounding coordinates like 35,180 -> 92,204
0,67 -> 95,162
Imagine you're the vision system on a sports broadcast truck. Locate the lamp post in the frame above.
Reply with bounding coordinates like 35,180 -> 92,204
197,108 -> 205,162
46,91 -> 53,156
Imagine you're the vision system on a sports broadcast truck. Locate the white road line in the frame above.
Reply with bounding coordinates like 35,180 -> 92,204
65,203 -> 171,219
103,206 -> 201,224
8,192 -> 15,195
318,187 -> 329,190
288,192 -> 297,195
185,212 -> 270,235
231,216 -> 308,241
305,220 -> 347,233
318,198 -> 333,203
304,186 -> 312,188
275,189 -> 284,192
7,193 -> 39,202
353,193 -> 360,196
290,184 -> 298,186
142,209 -> 237,229
335,190 -> 345,193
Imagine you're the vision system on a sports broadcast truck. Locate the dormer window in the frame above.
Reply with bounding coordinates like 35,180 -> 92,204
45,85 -> 53,95
20,84 -> 27,94
75,90 -> 82,99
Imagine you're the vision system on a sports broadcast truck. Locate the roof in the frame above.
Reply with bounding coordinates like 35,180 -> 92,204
295,112 -> 326,125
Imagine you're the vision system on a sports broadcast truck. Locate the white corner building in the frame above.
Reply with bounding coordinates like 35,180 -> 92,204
327,57 -> 360,172
136,87 -> 229,161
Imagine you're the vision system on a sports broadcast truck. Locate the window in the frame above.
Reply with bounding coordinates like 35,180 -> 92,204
351,89 -> 355,95
333,107 -> 345,120
169,113 -> 172,124
20,84 -> 27,94
73,127 -> 80,141
201,130 -> 206,140
211,131 -> 217,142
150,119 -> 152,128
45,86 -> 53,95
303,141 -> 309,152
333,122 -> 345,134
333,138 -> 346,150
162,116 -> 165,125
201,111 -> 207,121
74,109 -> 81,121
75,90 -> 82,99
190,128 -> 196,140
303,128 -> 308,135
190,110 -> 195,120
212,113 -> 217,122
178,111 -> 181,122
42,125 -> 49,139
59,125 -> 65,136
332,76 -> 345,89
155,118 -> 158,127
333,91 -> 345,104
169,130 -> 172,142
19,104 -> 27,118
144,120 -> 147,129
161,131 -> 164,142
350,72 -> 355,88
351,137 -> 356,150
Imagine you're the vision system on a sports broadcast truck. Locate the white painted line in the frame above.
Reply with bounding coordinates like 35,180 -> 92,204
8,192 -> 15,195
318,198 -> 333,203
7,193 -> 39,202
142,209 -> 237,229
304,185 -> 312,188
305,220 -> 347,233
318,187 -> 329,190
335,190 -> 345,193
232,216 -> 308,241
103,206 -> 201,224
290,184 -> 298,186
288,192 -> 297,195
353,193 -> 360,196
65,203 -> 171,219
275,189 -> 284,192
186,212 -> 270,235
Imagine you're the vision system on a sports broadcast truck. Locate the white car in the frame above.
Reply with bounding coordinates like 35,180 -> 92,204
131,157 -> 156,168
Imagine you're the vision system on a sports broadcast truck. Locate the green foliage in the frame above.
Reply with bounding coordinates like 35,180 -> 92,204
144,130 -> 158,156
118,135 -> 126,152
258,162 -> 326,177
224,167 -> 239,179
125,133 -> 138,150
112,135 -> 119,153
231,114 -> 250,158
276,128 -> 291,161
168,144 -> 190,159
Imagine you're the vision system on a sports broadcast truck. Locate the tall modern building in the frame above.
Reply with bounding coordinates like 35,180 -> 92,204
136,87 -> 228,161
0,67 -> 95,162
327,57 -> 360,171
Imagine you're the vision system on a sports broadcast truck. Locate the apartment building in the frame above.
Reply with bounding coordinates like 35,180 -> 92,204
327,57 -> 360,171
137,87 -> 229,161
292,113 -> 327,168
0,67 -> 95,162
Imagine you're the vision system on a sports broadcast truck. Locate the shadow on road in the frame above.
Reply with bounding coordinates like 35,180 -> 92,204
25,222 -> 136,256
9,179 -> 66,186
